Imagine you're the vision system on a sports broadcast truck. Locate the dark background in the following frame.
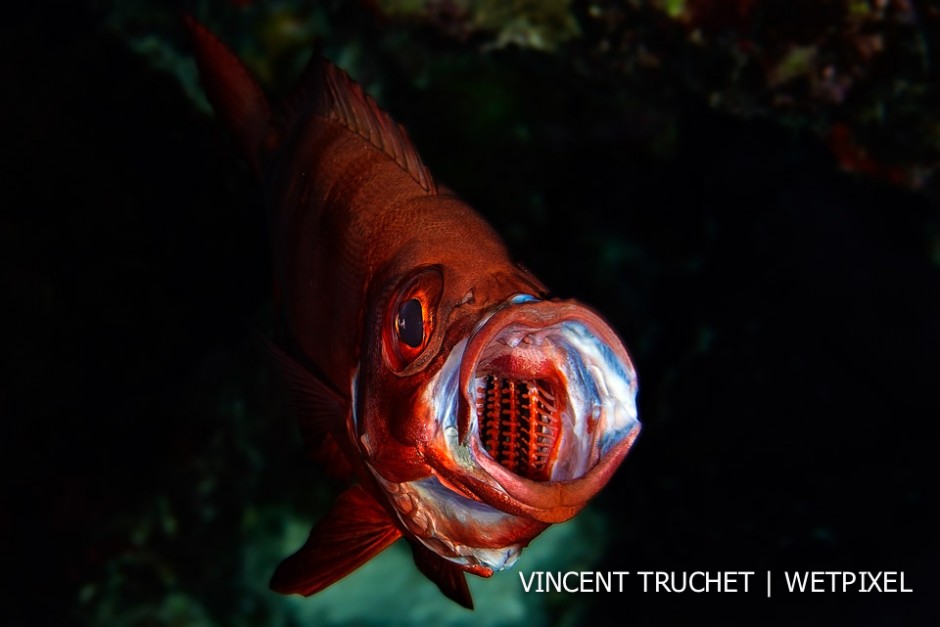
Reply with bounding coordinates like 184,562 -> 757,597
3,1 -> 938,625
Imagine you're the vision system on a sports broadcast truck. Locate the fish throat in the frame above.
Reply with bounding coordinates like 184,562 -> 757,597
476,374 -> 562,481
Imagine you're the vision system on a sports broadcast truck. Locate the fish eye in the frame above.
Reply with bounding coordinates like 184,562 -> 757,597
396,299 -> 424,348
383,267 -> 443,372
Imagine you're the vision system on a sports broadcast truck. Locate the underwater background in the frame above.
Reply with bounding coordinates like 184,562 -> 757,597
3,0 -> 938,625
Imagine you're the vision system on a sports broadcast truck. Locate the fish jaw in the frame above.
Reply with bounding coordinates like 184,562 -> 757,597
450,297 -> 640,522
367,470 -> 549,574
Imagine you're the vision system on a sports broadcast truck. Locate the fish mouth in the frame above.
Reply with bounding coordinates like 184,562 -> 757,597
475,372 -> 562,482
425,294 -> 640,523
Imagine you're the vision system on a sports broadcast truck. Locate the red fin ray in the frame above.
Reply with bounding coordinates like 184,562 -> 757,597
265,341 -> 354,478
184,15 -> 271,175
305,58 -> 437,193
187,15 -> 436,191
409,541 -> 475,610
270,484 -> 402,596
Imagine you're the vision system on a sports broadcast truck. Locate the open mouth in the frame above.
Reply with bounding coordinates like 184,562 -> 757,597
455,296 -> 639,487
417,293 -> 638,523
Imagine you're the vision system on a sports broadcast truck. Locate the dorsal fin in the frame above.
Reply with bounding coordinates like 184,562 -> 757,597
184,15 -> 271,175
187,16 -> 435,191
284,56 -> 438,194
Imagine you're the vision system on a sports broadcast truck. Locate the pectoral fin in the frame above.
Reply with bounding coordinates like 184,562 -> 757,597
409,541 -> 475,610
271,484 -> 402,596
266,340 -> 353,480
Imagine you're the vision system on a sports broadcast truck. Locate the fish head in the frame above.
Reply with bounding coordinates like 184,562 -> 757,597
354,255 -> 640,573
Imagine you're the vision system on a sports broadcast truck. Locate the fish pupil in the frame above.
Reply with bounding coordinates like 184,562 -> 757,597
478,375 -> 560,481
397,298 -> 424,348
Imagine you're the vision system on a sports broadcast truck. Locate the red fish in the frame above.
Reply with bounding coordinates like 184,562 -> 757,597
187,17 -> 640,609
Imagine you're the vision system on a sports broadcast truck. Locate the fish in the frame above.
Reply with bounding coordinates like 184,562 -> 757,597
186,16 -> 641,609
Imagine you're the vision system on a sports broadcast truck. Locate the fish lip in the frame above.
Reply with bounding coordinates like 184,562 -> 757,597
457,297 -> 635,441
447,296 -> 640,522
469,422 -> 640,522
